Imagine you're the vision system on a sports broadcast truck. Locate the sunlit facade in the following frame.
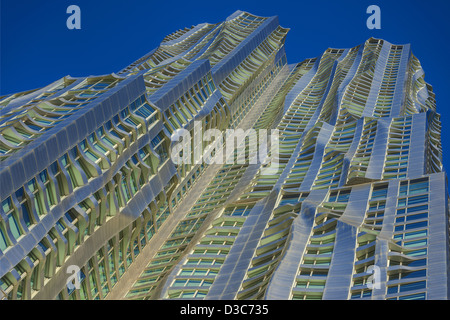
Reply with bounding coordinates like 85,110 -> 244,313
0,11 -> 448,300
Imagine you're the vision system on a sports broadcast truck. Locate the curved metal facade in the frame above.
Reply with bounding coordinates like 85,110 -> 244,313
0,11 -> 448,301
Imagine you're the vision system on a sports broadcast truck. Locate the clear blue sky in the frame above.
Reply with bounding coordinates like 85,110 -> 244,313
2,0 -> 449,170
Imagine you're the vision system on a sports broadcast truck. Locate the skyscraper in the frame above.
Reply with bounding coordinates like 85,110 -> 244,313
0,10 -> 448,300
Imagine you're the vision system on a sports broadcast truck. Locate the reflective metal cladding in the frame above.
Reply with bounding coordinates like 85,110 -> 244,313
0,10 -> 448,300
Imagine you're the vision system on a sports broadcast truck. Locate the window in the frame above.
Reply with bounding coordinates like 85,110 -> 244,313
399,178 -> 429,196
394,229 -> 427,241
351,289 -> 372,299
388,281 -> 426,295
395,212 -> 428,223
395,220 -> 427,232
371,184 -> 388,200
397,293 -> 426,300
151,133 -> 168,163
404,238 -> 427,247
296,280 -> 326,289
0,227 -> 9,251
389,269 -> 426,281
328,189 -> 351,202
8,214 -> 22,239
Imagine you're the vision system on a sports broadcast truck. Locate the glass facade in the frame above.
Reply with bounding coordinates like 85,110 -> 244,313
0,11 -> 448,301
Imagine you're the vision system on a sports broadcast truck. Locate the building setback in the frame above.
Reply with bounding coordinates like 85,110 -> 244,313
0,10 -> 448,300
